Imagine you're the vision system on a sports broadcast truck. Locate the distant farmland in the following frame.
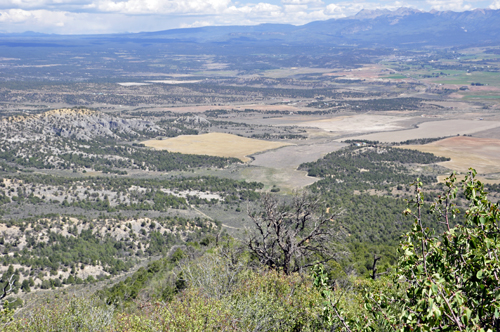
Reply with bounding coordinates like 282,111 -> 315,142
350,119 -> 500,143
143,133 -> 291,162
398,136 -> 500,183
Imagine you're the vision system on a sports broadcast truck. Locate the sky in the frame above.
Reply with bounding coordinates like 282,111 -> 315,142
0,0 -> 498,34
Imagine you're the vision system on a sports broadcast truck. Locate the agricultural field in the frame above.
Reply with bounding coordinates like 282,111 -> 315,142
143,133 -> 291,162
398,136 -> 500,183
432,72 -> 500,87
297,114 -> 416,135
349,119 -> 500,143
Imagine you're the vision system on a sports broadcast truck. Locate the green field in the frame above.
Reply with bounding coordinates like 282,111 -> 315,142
433,71 -> 500,86
384,74 -> 407,79
464,95 -> 500,99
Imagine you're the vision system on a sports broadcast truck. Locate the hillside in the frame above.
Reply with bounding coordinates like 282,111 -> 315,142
0,108 -> 159,141
0,108 -> 237,172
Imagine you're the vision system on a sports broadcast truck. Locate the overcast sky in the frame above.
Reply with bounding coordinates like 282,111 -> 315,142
0,0 -> 498,34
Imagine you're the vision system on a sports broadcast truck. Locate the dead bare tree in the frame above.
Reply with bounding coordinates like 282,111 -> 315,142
370,255 -> 381,280
0,274 -> 16,309
247,191 -> 345,275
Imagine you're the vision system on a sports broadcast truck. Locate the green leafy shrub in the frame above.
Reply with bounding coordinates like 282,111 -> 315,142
4,297 -> 114,332
115,250 -> 326,331
314,170 -> 500,331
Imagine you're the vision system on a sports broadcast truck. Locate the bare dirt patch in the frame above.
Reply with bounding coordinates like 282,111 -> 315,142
472,127 -> 500,140
244,141 -> 346,191
143,132 -> 291,162
298,114 -> 415,135
469,86 -> 500,92
350,119 -> 500,143
251,141 -> 345,169
324,64 -> 386,80
398,136 -> 500,183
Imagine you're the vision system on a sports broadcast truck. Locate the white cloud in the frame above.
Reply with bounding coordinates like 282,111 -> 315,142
226,2 -> 283,18
490,0 -> 500,9
0,0 -> 93,10
281,0 -> 323,5
93,0 -> 231,15
325,3 -> 342,15
0,8 -> 130,33
179,20 -> 212,28
284,4 -> 308,12
426,0 -> 472,11
0,8 -> 69,24
0,8 -> 32,22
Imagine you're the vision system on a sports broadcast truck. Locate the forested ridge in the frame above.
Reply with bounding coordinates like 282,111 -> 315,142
297,145 -> 459,275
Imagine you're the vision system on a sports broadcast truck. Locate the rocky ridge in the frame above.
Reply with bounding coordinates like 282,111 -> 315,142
1,108 -> 160,142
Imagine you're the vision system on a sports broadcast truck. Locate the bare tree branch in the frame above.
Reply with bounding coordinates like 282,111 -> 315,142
0,274 -> 15,302
246,191 -> 345,274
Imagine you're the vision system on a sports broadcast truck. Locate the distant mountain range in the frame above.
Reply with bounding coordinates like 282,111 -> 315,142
126,8 -> 500,47
1,8 -> 500,48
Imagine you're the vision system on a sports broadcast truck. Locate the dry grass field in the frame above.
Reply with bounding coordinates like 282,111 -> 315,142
143,132 -> 291,162
398,136 -> 500,183
350,119 -> 500,143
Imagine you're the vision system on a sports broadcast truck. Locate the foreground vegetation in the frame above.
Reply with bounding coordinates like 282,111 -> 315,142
0,142 -> 497,313
1,169 -> 498,331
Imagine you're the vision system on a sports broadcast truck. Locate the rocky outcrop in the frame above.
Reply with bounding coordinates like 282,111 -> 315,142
0,108 -> 159,141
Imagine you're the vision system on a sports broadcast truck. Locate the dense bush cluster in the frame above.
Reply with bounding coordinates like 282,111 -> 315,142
297,146 -> 459,275
301,146 -> 448,181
